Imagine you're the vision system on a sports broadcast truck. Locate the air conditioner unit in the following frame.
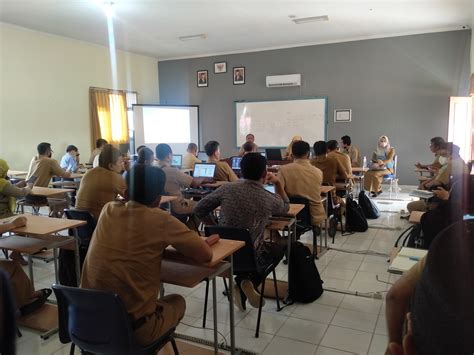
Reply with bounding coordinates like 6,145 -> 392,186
266,74 -> 301,88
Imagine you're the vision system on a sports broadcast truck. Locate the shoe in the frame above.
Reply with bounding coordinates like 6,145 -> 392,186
240,280 -> 264,308
377,190 -> 383,196
19,288 -> 52,316
233,285 -> 245,312
370,192 -> 377,198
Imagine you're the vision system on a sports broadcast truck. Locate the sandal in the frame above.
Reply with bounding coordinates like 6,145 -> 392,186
19,288 -> 52,316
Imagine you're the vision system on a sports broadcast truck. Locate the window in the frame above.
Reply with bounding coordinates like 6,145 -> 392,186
448,96 -> 473,163
126,91 -> 138,152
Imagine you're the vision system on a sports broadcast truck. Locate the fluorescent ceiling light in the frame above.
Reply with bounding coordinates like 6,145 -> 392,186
292,15 -> 329,24
178,34 -> 207,41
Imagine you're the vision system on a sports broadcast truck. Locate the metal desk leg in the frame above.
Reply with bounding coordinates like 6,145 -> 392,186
72,229 -> 81,286
53,248 -> 59,284
212,277 -> 218,355
228,255 -> 236,354
28,254 -> 34,285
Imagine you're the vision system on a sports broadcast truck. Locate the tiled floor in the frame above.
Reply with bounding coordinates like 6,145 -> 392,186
11,186 -> 419,354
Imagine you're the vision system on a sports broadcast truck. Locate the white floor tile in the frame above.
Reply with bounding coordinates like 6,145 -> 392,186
368,334 -> 388,355
327,259 -> 362,271
320,325 -> 372,354
323,277 -> 352,290
315,346 -> 355,355
232,327 -> 274,354
292,302 -> 337,324
339,295 -> 383,315
322,267 -> 357,281
237,309 -> 287,335
263,336 -> 317,355
276,317 -> 328,344
180,318 -> 231,343
374,315 -> 388,335
331,308 -> 378,332
314,291 -> 345,307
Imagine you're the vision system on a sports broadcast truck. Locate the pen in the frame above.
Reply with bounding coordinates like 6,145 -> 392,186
408,256 -> 420,261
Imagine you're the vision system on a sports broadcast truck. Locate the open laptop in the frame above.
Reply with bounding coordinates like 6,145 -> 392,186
264,184 -> 276,194
197,151 -> 208,162
171,154 -> 182,168
230,156 -> 242,171
260,151 -> 267,158
193,163 -> 216,178
265,148 -> 282,161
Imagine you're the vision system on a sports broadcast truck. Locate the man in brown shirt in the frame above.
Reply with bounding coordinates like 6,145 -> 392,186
341,135 -> 361,167
205,141 -> 238,182
81,165 -> 213,346
311,141 -> 348,186
279,140 -> 326,225
327,140 -> 352,177
26,142 -> 71,187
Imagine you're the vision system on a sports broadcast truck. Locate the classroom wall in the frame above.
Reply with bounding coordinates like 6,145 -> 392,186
0,23 -> 159,170
158,30 -> 471,185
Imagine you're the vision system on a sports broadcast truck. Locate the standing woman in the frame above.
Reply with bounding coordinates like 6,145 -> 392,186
0,159 -> 33,264
364,135 -> 396,197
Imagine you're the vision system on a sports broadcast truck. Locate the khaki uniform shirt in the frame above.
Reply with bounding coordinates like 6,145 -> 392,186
75,167 -> 126,220
207,159 -> 238,182
435,158 -> 469,185
328,150 -> 352,177
81,201 -> 204,321
278,159 -> 326,225
157,160 -> 194,214
343,145 -> 361,167
26,156 -> 67,187
310,155 -> 347,186
182,153 -> 201,170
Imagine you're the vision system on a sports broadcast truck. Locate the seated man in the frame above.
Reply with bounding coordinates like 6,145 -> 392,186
311,141 -> 348,186
27,142 -> 71,187
0,216 -> 52,316
279,140 -> 326,226
205,140 -> 238,182
155,143 -> 211,215
194,153 -> 289,310
241,141 -> 257,155
414,136 -> 445,171
60,145 -> 80,173
340,135 -> 361,167
238,133 -> 258,156
327,140 -> 352,177
81,165 -> 213,346
88,138 -> 108,165
182,143 -> 201,170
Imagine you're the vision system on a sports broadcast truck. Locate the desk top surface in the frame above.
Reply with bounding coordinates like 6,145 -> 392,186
160,260 -> 218,288
1,214 -> 86,235
288,203 -> 305,216
31,186 -> 75,196
164,237 -> 244,268
202,181 -> 228,188
7,170 -> 28,177
352,167 -> 369,173
409,211 -> 425,224
321,185 -> 336,194
160,195 -> 178,204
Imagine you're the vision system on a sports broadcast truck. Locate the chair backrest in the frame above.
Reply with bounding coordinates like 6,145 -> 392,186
64,209 -> 96,246
52,284 -> 136,353
288,195 -> 312,227
204,226 -> 257,273
384,155 -> 398,179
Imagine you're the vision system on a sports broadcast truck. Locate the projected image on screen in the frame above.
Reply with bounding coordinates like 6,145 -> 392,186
143,107 -> 191,143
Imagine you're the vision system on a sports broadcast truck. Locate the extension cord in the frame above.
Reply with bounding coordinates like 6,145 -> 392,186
325,287 -> 384,300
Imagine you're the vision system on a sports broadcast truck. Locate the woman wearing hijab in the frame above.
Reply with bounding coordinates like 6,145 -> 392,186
284,135 -> 303,160
0,159 -> 33,264
364,135 -> 396,197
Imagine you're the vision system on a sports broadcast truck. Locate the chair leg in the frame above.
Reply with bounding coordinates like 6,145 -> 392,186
222,277 -> 229,299
272,269 -> 281,311
16,327 -> 22,337
255,277 -> 266,338
312,227 -> 317,259
202,279 -> 209,328
170,336 -> 179,355
69,343 -> 75,355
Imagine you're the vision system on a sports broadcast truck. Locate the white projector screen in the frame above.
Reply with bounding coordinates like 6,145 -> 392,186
235,97 -> 327,148
133,105 -> 199,155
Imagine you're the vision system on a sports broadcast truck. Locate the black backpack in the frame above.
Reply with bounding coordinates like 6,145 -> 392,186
288,242 -> 324,303
394,224 -> 424,249
358,190 -> 381,219
345,195 -> 368,232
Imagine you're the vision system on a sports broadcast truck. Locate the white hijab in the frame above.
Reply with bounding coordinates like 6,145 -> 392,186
375,135 -> 391,156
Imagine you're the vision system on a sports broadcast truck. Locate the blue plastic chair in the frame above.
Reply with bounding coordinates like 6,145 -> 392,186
383,155 -> 398,198
52,284 -> 179,355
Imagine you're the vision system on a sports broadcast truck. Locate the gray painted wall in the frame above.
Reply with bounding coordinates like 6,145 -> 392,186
158,31 -> 471,185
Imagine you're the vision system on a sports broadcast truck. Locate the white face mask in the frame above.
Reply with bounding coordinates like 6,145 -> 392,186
438,156 -> 448,166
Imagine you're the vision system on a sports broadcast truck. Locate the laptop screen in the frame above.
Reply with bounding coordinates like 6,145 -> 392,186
193,163 -> 216,178
264,184 -> 276,194
231,157 -> 242,170
265,148 -> 282,161
171,154 -> 182,168
197,151 -> 207,162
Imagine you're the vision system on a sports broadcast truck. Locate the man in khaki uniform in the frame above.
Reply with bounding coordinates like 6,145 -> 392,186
81,165 -> 213,346
311,141 -> 348,186
27,142 -> 71,187
415,136 -> 445,171
155,143 -> 211,215
341,135 -> 361,167
327,140 -> 352,177
205,141 -> 238,182
279,140 -> 326,225
238,134 -> 259,156
182,143 -> 201,170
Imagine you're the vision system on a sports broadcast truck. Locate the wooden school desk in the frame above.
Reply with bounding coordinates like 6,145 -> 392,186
162,238 -> 245,355
30,186 -> 75,197
7,170 -> 28,178
351,167 -> 368,192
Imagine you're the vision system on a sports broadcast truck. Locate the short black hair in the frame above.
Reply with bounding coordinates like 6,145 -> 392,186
66,145 -> 78,153
137,147 -> 154,164
204,141 -> 219,157
313,141 -> 327,156
246,134 -> 255,139
242,142 -> 256,152
430,137 -> 445,149
341,135 -> 351,146
155,143 -> 172,160
327,140 -> 339,151
96,138 -> 108,148
136,145 -> 146,153
187,143 -> 198,151
125,165 -> 166,206
240,153 -> 267,180
292,140 -> 310,158
37,142 -> 51,155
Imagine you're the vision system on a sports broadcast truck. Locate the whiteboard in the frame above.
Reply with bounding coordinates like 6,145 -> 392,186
235,97 -> 327,148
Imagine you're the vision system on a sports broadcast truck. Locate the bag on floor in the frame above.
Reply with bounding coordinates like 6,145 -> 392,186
345,195 -> 368,232
58,246 -> 88,287
394,224 -> 425,249
288,242 -> 323,303
358,190 -> 381,219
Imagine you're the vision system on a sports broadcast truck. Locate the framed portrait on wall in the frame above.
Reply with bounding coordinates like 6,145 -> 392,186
233,67 -> 245,85
197,70 -> 208,87
334,109 -> 352,122
214,61 -> 227,74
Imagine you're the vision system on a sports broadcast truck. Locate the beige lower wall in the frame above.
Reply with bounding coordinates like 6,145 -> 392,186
0,23 -> 159,170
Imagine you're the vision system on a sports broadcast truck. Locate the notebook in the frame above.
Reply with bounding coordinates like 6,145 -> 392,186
388,247 -> 428,274
171,154 -> 182,168
409,190 -> 434,199
193,163 -> 216,178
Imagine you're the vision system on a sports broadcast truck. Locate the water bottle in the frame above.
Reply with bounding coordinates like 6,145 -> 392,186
363,156 -> 367,168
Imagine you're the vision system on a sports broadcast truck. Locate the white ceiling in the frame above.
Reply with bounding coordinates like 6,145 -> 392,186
0,0 -> 472,60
